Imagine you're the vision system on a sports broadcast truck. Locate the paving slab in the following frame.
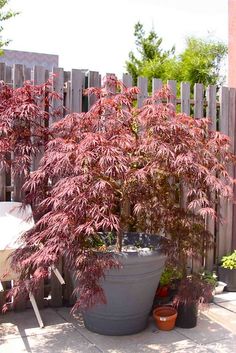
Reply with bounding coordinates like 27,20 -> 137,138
174,313 -> 234,344
55,308 -> 219,353
203,303 -> 236,334
206,337 -> 236,353
213,292 -> 236,303
0,308 -> 101,353
214,300 -> 236,313
1,304 -> 236,353
0,308 -> 72,339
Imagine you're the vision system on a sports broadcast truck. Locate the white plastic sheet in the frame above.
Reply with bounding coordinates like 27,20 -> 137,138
0,202 -> 34,280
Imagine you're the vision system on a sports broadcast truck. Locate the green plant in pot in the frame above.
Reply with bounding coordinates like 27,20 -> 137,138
218,250 -> 236,291
5,75 -> 235,335
156,266 -> 182,298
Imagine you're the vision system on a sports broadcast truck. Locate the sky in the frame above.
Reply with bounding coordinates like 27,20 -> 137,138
2,0 -> 228,77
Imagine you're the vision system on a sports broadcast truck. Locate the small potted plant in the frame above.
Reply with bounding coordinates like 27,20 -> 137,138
201,270 -> 226,295
173,274 -> 214,328
218,250 -> 236,291
156,266 -> 182,298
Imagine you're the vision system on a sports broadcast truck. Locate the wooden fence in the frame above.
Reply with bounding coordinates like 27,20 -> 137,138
0,62 -> 236,310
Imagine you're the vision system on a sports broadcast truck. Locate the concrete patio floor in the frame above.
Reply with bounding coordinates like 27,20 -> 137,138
1,292 -> 236,353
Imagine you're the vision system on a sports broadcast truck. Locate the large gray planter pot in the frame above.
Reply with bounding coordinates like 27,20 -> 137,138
218,267 -> 236,291
81,234 -> 166,336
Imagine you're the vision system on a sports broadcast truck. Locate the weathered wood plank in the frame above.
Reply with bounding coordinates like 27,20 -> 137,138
167,80 -> 177,109
194,83 -> 204,118
137,77 -> 148,108
70,69 -> 85,113
6,66 -> 12,84
228,88 -> 236,252
207,85 -> 217,130
180,82 -> 190,115
179,82 -> 190,210
206,85 -> 217,270
87,71 -> 101,109
218,87 -> 230,261
152,78 -> 162,104
0,170 -> 6,201
32,66 -> 46,172
0,63 -> 6,201
50,259 -> 63,307
50,67 -> 64,125
12,65 -> 25,202
62,266 -> 76,307
0,62 -> 6,81
23,66 -> 31,81
122,73 -> 132,89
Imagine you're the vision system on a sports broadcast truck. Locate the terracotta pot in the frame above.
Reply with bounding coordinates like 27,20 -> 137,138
153,306 -> 177,331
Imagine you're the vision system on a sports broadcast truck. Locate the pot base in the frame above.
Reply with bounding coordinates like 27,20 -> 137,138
83,312 -> 148,336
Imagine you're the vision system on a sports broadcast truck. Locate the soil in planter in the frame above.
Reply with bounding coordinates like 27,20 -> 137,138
175,302 -> 198,328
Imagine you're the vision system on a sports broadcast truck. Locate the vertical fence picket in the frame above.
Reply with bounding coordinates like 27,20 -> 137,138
32,66 -> 46,172
218,87 -> 230,262
152,78 -> 162,104
51,260 -> 63,307
70,69 -> 85,113
193,83 -> 204,271
167,80 -> 177,109
180,81 -> 190,207
12,65 -> 24,203
122,73 -> 132,89
206,85 -> 217,269
31,66 -> 48,309
180,82 -> 190,115
194,83 -> 204,118
6,66 -> 12,84
0,62 -> 6,81
87,71 -> 101,109
50,67 -> 64,125
137,77 -> 148,108
0,63 -> 6,201
23,66 -> 31,81
152,78 -> 162,95
64,71 -> 71,116
228,88 -> 236,252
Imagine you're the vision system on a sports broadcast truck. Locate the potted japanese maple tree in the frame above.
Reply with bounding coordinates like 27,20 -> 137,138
5,75 -> 235,335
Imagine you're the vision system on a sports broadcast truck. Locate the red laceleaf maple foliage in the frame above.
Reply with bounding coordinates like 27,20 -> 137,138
6,75 -> 236,311
0,79 -> 62,177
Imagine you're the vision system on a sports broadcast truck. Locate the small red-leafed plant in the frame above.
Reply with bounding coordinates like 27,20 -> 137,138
5,75 -> 236,312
